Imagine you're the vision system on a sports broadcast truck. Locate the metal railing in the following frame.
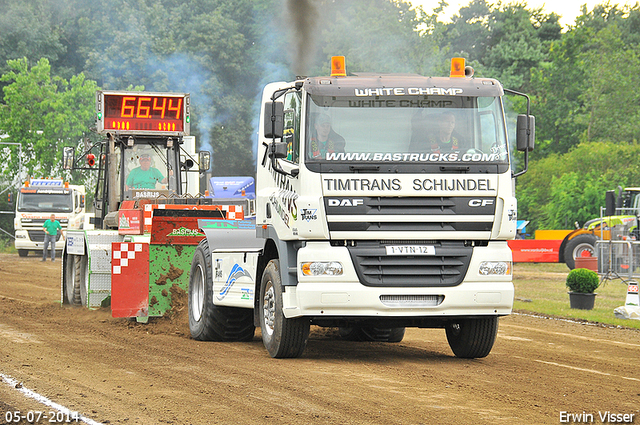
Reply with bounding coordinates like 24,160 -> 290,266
597,239 -> 640,281
596,206 -> 640,281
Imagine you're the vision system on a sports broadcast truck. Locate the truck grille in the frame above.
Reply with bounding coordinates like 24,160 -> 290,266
324,196 -> 495,236
27,230 -> 62,243
347,241 -> 472,287
329,221 -> 490,232
379,294 -> 444,307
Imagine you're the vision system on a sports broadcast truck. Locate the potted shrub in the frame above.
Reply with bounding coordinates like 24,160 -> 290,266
566,268 -> 600,310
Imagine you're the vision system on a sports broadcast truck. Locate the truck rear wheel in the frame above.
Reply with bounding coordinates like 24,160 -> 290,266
259,260 -> 310,358
564,234 -> 597,270
339,326 -> 405,343
77,254 -> 88,307
63,254 -> 83,305
445,316 -> 498,358
188,239 -> 255,342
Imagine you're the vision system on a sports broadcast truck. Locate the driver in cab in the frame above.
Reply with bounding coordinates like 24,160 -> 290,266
125,153 -> 168,190
308,114 -> 345,159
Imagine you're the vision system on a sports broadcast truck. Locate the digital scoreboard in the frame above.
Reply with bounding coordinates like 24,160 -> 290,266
96,91 -> 190,136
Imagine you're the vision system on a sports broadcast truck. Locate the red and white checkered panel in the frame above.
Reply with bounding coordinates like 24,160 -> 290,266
111,242 -> 149,318
112,242 -> 144,274
144,204 -> 154,233
224,205 -> 244,220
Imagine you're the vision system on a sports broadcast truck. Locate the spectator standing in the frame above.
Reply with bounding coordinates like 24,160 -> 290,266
42,214 -> 62,262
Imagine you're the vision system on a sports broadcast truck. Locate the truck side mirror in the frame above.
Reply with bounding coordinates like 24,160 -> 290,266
516,115 -> 535,152
269,141 -> 288,159
63,146 -> 75,170
198,151 -> 211,172
264,101 -> 284,139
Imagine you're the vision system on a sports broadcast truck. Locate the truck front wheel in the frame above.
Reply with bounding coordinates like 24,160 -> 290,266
445,316 -> 498,358
260,260 -> 310,358
564,234 -> 597,270
188,239 -> 255,342
17,250 -> 28,257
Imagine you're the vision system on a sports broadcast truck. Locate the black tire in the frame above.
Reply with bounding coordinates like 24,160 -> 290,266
17,250 -> 28,257
188,239 -> 255,342
339,326 -> 406,343
564,234 -> 597,270
385,327 -> 406,343
63,254 -> 83,305
77,254 -> 88,307
445,316 -> 498,358
259,260 -> 310,358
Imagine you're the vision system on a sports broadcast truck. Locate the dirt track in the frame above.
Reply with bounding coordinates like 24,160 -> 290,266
1,253 -> 640,425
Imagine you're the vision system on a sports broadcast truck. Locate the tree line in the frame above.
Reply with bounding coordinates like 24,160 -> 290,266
0,0 -> 639,234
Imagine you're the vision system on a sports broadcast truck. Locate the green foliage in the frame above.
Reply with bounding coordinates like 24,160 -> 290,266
0,57 -> 97,180
531,3 -> 640,156
517,141 -> 640,230
0,1 -> 67,77
565,268 -> 600,293
580,25 -> 640,143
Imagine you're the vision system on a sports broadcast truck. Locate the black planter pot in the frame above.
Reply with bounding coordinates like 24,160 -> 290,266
568,292 -> 597,310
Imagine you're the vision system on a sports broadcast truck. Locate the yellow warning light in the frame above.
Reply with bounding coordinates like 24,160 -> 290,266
450,57 -> 466,78
64,181 -> 69,188
330,56 -> 346,77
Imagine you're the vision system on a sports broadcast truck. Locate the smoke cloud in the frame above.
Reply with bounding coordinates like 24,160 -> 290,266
143,53 -> 217,154
287,0 -> 319,76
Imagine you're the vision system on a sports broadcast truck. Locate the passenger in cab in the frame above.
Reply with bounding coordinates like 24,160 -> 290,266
427,111 -> 460,153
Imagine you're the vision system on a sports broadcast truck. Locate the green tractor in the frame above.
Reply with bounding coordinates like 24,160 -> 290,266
560,187 -> 640,270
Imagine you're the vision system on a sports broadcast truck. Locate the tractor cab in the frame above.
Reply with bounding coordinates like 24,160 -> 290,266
63,90 -> 210,229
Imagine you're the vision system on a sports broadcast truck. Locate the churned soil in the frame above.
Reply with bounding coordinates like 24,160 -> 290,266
0,253 -> 639,424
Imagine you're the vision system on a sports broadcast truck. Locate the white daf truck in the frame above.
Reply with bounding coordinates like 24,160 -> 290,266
188,57 -> 535,358
14,179 -> 87,257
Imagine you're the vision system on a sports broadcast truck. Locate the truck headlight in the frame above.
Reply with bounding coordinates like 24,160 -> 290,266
301,261 -> 343,276
15,234 -> 26,239
479,261 -> 511,276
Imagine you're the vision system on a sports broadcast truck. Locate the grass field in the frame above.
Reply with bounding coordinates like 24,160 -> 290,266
513,262 -> 640,330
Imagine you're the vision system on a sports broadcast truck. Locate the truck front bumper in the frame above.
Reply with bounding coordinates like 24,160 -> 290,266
284,280 -> 514,318
15,230 -> 65,251
283,241 -> 514,319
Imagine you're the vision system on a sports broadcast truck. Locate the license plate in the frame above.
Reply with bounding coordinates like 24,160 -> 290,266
385,245 -> 435,256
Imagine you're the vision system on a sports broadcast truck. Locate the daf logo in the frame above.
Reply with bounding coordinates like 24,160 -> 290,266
468,199 -> 494,207
328,198 -> 364,207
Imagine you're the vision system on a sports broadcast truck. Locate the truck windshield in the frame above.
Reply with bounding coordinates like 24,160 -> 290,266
124,145 -> 177,191
18,191 -> 73,212
306,94 -> 509,164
